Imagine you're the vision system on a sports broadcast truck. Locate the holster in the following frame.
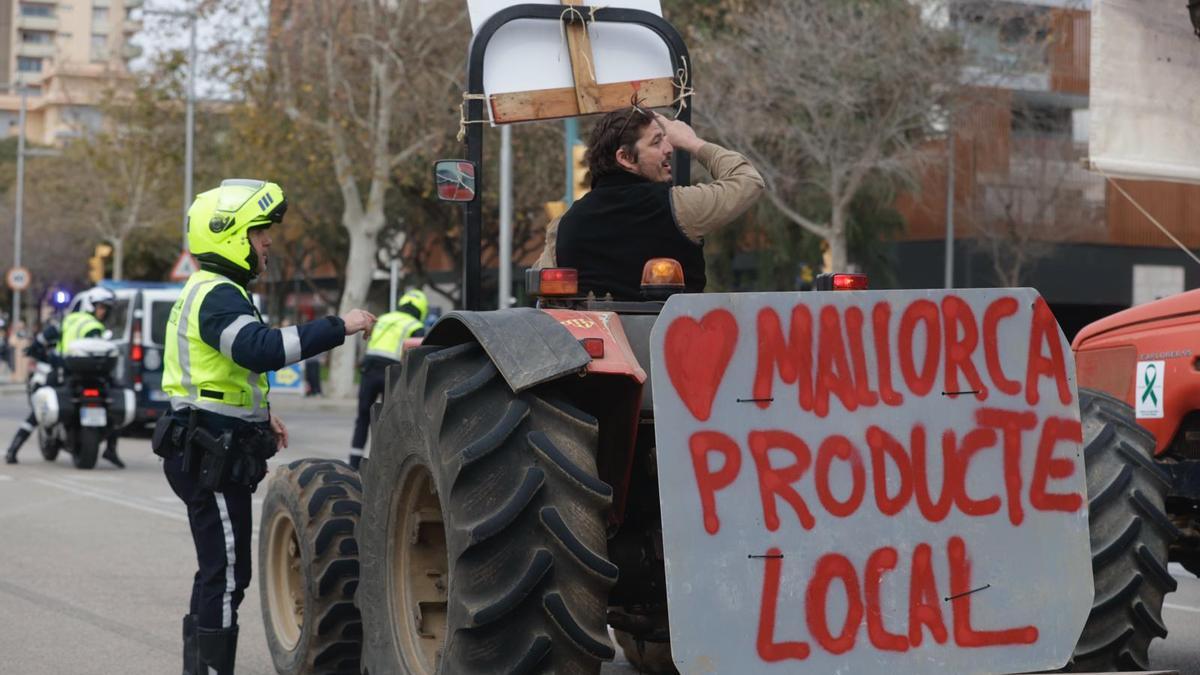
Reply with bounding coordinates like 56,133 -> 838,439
154,410 -> 278,492
193,427 -> 234,491
151,410 -> 196,470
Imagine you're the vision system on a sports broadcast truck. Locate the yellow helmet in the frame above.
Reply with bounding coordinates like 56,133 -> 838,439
187,179 -> 287,281
398,289 -> 429,322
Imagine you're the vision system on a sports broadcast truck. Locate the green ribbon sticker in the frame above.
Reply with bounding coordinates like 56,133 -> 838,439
1141,364 -> 1158,406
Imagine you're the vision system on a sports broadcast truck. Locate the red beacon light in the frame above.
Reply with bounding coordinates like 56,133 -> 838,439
815,272 -> 869,291
526,267 -> 579,297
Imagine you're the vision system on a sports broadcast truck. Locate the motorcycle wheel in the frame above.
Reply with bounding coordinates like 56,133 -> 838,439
72,427 -> 101,469
38,427 -> 59,462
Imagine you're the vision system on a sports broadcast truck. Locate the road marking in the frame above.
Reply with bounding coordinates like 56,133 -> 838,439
60,474 -> 120,482
1165,602 -> 1200,614
32,478 -> 262,540
33,478 -> 188,522
0,475 -> 12,481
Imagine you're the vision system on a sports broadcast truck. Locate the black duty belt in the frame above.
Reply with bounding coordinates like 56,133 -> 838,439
152,409 -> 278,491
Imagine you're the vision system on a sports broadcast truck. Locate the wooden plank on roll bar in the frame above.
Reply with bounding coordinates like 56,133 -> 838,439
560,0 -> 602,113
490,76 -> 675,124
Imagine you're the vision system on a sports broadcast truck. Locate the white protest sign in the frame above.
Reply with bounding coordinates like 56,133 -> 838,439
465,0 -> 672,111
650,289 -> 1092,674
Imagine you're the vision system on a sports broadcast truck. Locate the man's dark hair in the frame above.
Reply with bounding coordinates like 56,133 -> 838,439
584,106 -> 655,186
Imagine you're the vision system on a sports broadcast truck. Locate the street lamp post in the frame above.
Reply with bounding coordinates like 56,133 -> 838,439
13,87 -> 25,329
142,2 -> 198,252
184,5 -> 196,248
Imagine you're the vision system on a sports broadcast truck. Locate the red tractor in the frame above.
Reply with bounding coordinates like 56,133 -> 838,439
253,5 -> 1172,675
1068,293 -> 1200,669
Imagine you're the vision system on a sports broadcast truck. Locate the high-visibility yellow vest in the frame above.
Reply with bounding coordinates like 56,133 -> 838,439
365,311 -> 423,362
58,311 -> 105,354
162,270 -> 269,422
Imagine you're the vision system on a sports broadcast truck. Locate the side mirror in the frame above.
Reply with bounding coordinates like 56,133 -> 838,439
434,160 -> 477,203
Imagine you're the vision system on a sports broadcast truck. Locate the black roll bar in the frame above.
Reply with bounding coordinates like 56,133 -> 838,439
460,4 -> 693,310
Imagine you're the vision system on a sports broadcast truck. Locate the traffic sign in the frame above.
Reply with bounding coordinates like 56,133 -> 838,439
169,251 -> 199,281
6,266 -> 30,291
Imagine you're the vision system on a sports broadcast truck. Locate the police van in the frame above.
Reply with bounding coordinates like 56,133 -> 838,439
67,281 -> 268,433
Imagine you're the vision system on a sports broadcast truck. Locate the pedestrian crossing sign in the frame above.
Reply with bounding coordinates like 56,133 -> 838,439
170,251 -> 199,281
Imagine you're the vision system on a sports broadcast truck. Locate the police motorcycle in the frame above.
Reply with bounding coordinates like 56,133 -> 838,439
31,336 -> 136,469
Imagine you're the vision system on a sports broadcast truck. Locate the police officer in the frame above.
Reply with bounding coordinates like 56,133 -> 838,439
157,179 -> 374,674
59,286 -> 126,467
59,287 -> 115,352
348,288 -> 428,469
4,323 -> 60,464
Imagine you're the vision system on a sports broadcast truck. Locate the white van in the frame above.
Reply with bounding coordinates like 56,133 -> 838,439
68,281 -> 267,433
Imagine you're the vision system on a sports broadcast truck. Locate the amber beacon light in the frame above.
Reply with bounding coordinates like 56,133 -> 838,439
640,258 -> 685,300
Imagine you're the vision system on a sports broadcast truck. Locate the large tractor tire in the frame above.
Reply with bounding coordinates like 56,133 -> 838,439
72,427 -> 101,469
1070,389 -> 1179,672
259,458 -> 364,674
359,343 -> 617,675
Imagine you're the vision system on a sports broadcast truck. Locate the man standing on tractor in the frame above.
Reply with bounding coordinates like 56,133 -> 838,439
348,288 -> 428,469
156,179 -> 375,674
536,107 -> 764,299
58,286 -> 126,468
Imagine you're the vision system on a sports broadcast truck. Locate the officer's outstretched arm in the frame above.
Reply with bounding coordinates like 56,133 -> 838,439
197,285 -> 346,374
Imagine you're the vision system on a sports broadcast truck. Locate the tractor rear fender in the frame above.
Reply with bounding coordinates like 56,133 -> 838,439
423,308 -> 648,524
422,308 -> 593,392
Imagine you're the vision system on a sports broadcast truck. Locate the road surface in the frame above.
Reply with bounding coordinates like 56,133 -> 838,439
0,391 -> 1196,673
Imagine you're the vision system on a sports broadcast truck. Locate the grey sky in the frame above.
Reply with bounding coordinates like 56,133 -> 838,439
129,0 -> 266,99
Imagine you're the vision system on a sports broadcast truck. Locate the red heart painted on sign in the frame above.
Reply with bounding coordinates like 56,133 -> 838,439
664,310 -> 739,421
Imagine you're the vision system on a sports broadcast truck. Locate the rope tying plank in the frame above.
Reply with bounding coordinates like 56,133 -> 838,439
457,93 -> 490,143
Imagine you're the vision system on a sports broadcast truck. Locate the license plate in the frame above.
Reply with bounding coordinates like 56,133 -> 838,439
80,406 -> 107,427
149,389 -> 169,402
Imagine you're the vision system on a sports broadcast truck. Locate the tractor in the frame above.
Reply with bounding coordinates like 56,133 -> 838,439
255,4 -> 1169,674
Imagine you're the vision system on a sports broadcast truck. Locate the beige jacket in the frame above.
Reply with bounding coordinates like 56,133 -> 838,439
535,142 -> 765,268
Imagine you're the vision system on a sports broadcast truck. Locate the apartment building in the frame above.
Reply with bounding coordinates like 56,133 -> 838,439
896,0 -> 1200,338
0,0 -> 141,145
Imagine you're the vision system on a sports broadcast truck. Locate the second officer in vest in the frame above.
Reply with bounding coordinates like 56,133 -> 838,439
59,286 -> 126,467
158,179 -> 375,674
347,288 -> 428,469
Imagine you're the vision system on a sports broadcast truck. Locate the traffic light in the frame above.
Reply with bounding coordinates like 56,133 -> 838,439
88,243 -> 113,283
571,143 -> 589,202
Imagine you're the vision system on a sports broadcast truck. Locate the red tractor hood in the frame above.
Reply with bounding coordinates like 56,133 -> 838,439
1073,287 -> 1200,351
1072,288 -> 1200,456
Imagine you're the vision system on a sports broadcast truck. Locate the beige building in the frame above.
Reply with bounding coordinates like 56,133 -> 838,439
0,0 -> 141,145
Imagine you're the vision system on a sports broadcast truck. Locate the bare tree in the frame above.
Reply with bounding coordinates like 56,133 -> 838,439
52,68 -> 184,280
701,0 -> 963,272
971,133 -> 1103,286
265,0 -> 468,396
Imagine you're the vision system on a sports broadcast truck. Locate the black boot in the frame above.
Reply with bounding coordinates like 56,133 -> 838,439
102,436 -> 125,469
195,626 -> 238,674
5,427 -> 30,464
182,615 -> 198,675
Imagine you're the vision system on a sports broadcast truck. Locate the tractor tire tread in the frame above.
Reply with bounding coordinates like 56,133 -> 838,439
259,460 -> 363,675
1069,389 -> 1176,672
